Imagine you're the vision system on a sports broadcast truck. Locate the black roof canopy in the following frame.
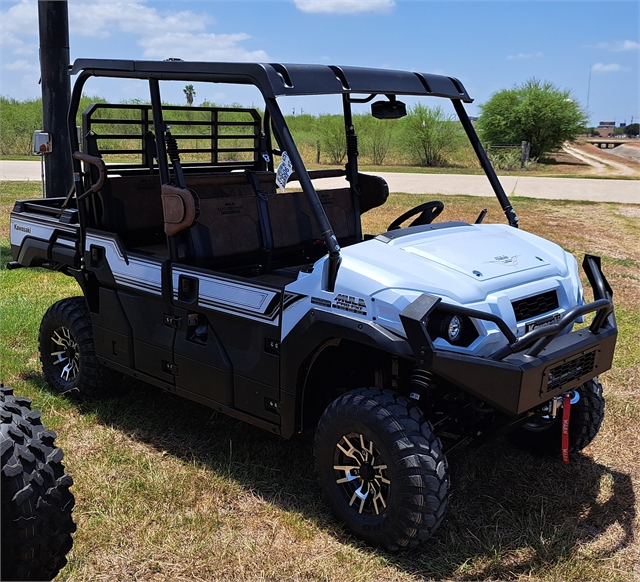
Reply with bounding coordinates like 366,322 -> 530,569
70,59 -> 473,102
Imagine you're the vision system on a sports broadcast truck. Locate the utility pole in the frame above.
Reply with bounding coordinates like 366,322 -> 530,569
38,0 -> 72,198
586,65 -> 592,118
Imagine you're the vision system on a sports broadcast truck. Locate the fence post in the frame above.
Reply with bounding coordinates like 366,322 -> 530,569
316,141 -> 321,164
521,141 -> 530,168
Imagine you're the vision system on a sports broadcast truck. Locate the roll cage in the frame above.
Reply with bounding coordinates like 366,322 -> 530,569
67,60 -> 519,290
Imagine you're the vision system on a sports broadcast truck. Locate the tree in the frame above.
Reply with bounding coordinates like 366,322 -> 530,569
625,123 -> 639,137
357,114 -> 395,166
183,84 -> 196,106
401,104 -> 464,167
477,79 -> 587,159
317,114 -> 346,164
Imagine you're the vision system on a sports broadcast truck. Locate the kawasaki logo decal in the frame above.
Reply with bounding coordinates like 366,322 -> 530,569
485,254 -> 520,267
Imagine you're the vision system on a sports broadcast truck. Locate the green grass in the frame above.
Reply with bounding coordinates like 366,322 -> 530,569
1,181 -> 639,581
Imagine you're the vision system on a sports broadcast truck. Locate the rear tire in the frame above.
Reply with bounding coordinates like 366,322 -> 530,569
39,297 -> 124,398
1,385 -> 76,581
314,388 -> 449,551
512,378 -> 605,456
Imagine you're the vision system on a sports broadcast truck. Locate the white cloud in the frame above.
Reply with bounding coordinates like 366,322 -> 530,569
0,0 -> 38,56
596,40 -> 640,52
139,32 -> 268,62
0,0 -> 269,75
294,0 -> 395,14
3,59 -> 37,72
506,52 -> 543,60
67,2 -> 209,38
592,63 -> 622,73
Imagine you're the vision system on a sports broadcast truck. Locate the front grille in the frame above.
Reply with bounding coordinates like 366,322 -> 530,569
512,290 -> 559,322
547,351 -> 596,392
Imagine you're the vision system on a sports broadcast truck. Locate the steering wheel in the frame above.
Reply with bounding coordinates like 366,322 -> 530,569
387,200 -> 445,231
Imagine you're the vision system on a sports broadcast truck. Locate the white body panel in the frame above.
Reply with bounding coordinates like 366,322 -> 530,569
282,224 -> 582,356
10,215 -> 76,248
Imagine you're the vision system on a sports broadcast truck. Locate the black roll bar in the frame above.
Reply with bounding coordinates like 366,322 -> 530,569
452,99 -> 519,228
265,97 -> 341,292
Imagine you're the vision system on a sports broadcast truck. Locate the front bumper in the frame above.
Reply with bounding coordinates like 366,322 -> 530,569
400,255 -> 617,416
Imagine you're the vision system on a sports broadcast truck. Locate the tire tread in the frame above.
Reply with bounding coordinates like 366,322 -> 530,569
315,388 -> 448,551
1,385 -> 76,581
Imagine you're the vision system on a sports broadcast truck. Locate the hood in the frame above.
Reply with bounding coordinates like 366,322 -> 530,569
336,223 -> 571,305
401,227 -> 551,281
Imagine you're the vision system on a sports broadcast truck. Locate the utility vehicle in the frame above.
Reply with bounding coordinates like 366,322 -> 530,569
9,60 -> 617,550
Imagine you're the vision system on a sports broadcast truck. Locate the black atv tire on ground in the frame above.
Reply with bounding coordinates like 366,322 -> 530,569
39,296 -> 125,398
1,385 -> 76,581
314,388 -> 449,551
511,378 -> 605,456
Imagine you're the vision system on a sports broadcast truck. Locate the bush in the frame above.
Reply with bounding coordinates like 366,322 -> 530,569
488,148 -> 521,171
401,104 -> 464,167
356,114 -> 395,166
317,114 -> 346,164
0,97 -> 43,156
477,78 -> 588,159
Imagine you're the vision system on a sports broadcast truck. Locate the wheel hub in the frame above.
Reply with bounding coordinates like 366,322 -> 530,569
50,326 -> 80,382
359,462 -> 375,482
333,433 -> 390,516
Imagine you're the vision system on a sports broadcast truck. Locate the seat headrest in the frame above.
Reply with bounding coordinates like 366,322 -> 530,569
161,184 -> 198,236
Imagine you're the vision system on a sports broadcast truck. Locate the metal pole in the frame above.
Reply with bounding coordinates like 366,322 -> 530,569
40,155 -> 45,198
453,99 -> 519,228
38,0 -> 72,198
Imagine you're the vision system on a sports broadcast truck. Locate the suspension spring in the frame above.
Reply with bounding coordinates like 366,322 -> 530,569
409,367 -> 433,401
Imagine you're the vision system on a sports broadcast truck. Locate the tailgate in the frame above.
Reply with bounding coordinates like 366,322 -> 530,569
10,198 -> 80,269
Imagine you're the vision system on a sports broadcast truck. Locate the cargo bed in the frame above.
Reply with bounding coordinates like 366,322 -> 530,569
10,197 -> 80,269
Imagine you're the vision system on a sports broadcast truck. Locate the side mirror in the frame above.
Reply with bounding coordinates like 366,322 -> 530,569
371,99 -> 407,120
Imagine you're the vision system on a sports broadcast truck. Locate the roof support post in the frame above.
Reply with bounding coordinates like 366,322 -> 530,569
266,98 -> 341,291
452,99 -> 519,228
342,95 -> 362,242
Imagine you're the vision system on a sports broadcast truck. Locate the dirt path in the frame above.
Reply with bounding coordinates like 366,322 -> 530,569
563,144 -> 639,177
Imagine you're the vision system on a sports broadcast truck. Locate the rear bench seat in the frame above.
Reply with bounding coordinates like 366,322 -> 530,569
96,170 -> 388,274
96,175 -> 165,251
185,171 -> 367,272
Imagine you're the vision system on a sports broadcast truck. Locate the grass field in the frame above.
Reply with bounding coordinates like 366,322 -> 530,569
1,181 -> 639,581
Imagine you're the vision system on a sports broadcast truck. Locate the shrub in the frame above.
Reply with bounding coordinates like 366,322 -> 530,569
401,104 -> 464,167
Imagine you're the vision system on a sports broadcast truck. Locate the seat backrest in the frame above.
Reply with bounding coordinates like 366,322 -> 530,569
92,168 -> 388,269
176,170 -> 387,271
358,172 -> 389,213
96,175 -> 165,248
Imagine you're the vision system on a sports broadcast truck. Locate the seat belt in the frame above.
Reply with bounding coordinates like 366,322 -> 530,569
164,130 -> 207,264
245,170 -> 274,273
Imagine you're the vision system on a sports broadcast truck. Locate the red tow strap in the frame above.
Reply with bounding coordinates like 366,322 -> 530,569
561,395 -> 571,464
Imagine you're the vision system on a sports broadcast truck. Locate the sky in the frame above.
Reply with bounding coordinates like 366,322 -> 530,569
0,0 -> 638,125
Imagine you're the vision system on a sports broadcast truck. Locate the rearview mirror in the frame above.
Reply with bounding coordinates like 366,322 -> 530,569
371,99 -> 407,120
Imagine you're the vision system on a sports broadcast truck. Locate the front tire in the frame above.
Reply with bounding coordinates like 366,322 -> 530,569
314,388 -> 449,551
512,378 -> 605,456
39,297 -> 124,398
1,385 -> 76,581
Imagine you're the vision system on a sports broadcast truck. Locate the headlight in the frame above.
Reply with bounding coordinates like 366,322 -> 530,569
445,314 -> 462,342
427,309 -> 479,347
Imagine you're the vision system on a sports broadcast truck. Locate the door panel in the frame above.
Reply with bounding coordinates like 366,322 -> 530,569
119,290 -> 175,382
171,266 -> 282,421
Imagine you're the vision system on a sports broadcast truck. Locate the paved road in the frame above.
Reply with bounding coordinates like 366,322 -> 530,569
2,160 -> 638,204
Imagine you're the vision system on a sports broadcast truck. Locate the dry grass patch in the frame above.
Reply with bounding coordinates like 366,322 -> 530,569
1,182 -> 639,581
